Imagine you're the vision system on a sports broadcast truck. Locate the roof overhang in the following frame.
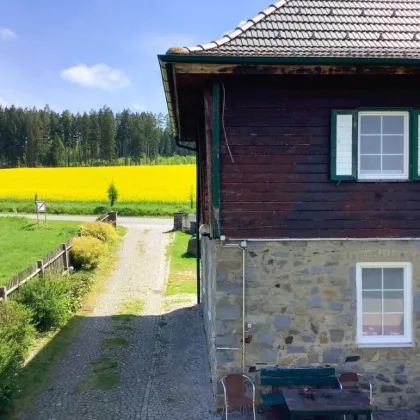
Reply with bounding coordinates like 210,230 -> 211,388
159,53 -> 420,140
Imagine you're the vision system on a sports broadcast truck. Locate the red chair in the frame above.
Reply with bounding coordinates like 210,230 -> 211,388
338,372 -> 373,420
221,374 -> 256,420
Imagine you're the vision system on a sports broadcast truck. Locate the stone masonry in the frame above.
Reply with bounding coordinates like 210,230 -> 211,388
201,238 -> 420,411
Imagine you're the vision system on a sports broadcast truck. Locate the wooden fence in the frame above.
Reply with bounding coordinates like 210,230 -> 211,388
0,212 -> 117,301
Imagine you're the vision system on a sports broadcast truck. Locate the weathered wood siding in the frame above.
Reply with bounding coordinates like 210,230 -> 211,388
220,74 -> 420,239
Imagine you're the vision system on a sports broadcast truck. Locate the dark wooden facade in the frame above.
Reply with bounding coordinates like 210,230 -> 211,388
195,73 -> 420,239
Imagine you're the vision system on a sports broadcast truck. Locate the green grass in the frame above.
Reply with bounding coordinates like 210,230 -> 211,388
0,217 -> 81,286
83,355 -> 120,390
0,200 -> 194,217
1,228 -> 127,420
165,232 -> 196,296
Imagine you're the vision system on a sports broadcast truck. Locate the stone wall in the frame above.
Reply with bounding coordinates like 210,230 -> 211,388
211,239 -> 420,410
201,237 -> 218,399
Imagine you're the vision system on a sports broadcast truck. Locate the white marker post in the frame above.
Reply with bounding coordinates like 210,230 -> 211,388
35,200 -> 47,223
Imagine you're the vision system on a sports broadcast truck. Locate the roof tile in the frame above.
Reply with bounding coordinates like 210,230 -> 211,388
173,0 -> 420,58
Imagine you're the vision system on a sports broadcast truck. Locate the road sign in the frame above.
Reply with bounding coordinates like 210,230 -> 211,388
36,201 -> 46,213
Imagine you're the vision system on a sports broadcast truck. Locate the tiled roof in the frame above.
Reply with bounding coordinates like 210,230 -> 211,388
167,0 -> 420,59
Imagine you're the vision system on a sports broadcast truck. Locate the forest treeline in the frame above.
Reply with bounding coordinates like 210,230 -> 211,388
0,105 -> 194,168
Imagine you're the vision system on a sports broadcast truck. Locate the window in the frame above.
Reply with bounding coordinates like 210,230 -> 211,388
356,263 -> 412,347
331,109 -> 420,181
358,112 -> 409,180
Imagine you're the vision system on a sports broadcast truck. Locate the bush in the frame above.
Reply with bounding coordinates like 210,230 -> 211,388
81,221 -> 117,245
15,276 -> 73,332
67,272 -> 93,312
0,301 -> 36,412
70,236 -> 107,270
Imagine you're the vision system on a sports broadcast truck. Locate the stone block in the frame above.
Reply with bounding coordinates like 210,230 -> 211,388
329,302 -> 344,311
349,266 -> 356,282
260,349 -> 277,363
216,283 -> 242,295
395,364 -> 405,374
307,296 -> 322,308
215,335 -> 236,346
324,266 -> 336,274
258,332 -> 275,344
296,279 -> 311,285
217,350 -> 235,364
381,385 -> 402,393
414,292 -> 420,315
274,315 -> 291,331
330,329 -> 344,343
320,332 -> 328,344
311,266 -> 323,275
395,375 -> 408,385
376,373 -> 390,383
272,251 -> 289,258
323,349 -> 343,364
311,286 -> 319,295
216,321 -> 227,335
216,272 -> 228,282
302,335 -> 316,343
218,307 -> 240,321
406,387 -> 417,394
287,346 -> 306,354
245,268 -> 257,282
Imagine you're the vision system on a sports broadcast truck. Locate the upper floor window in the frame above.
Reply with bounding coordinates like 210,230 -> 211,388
358,112 -> 409,181
331,109 -> 419,182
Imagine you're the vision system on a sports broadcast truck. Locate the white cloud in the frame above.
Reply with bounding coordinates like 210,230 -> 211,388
130,103 -> 144,112
0,27 -> 16,41
61,63 -> 130,91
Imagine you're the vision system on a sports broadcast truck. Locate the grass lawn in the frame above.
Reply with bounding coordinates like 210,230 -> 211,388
166,231 -> 196,296
0,217 -> 81,286
0,200 -> 194,218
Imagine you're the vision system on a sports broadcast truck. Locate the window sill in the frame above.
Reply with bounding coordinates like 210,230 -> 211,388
357,342 -> 414,348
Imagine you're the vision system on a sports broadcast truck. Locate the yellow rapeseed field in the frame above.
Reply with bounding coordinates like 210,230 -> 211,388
0,165 -> 196,203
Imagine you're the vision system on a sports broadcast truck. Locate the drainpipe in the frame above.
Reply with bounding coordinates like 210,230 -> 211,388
218,238 -> 248,375
174,136 -> 199,303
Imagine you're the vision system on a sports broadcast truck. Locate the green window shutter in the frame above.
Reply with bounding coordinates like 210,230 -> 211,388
410,110 -> 420,181
331,109 -> 358,181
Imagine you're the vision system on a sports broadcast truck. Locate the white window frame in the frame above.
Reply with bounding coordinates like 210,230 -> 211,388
356,262 -> 413,348
357,111 -> 409,181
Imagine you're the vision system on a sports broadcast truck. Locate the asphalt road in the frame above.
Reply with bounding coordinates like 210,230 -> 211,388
0,213 -> 173,228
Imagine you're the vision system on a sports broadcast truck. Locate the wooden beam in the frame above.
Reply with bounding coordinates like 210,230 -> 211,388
175,63 -> 420,76
203,86 -> 214,233
212,82 -> 221,239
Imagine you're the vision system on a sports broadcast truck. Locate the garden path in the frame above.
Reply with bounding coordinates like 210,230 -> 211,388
25,222 -> 216,420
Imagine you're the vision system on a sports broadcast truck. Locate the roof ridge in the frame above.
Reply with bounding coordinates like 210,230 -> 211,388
166,0 -> 289,55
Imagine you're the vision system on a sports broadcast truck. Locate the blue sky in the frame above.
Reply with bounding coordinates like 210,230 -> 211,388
0,0 -> 269,115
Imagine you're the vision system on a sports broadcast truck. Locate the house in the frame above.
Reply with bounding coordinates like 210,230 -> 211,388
158,0 -> 420,411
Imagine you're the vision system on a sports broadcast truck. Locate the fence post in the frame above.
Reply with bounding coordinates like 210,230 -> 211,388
0,286 -> 7,301
37,260 -> 44,276
108,211 -> 117,229
62,243 -> 69,271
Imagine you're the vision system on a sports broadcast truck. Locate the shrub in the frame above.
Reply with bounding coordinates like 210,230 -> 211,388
0,301 -> 36,412
67,272 -> 93,312
70,236 -> 107,270
15,276 -> 73,332
107,181 -> 119,207
81,221 -> 117,245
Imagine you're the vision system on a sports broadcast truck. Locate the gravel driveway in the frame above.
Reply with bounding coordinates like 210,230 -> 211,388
25,223 -> 216,420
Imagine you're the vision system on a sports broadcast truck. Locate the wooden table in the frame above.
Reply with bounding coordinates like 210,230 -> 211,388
282,389 -> 372,420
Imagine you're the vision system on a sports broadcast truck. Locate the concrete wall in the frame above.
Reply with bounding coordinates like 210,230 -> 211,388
210,239 -> 420,410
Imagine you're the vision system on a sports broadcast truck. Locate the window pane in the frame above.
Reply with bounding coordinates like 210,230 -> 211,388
383,116 -> 404,134
362,291 -> 382,312
363,314 -> 382,336
383,314 -> 404,336
360,155 -> 381,172
383,268 -> 404,289
362,268 -> 382,289
383,135 -> 404,154
382,155 -> 404,173
360,135 -> 381,154
384,291 -> 404,312
360,116 -> 381,134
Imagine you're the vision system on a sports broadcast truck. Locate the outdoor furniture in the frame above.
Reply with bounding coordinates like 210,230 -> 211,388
282,388 -> 372,420
338,372 -> 373,420
261,367 -> 340,408
221,374 -> 256,420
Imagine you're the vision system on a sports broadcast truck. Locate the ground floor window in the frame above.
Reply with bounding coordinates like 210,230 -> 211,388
356,262 -> 412,347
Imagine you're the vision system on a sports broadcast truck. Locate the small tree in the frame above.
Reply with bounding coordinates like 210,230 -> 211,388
107,181 -> 119,207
